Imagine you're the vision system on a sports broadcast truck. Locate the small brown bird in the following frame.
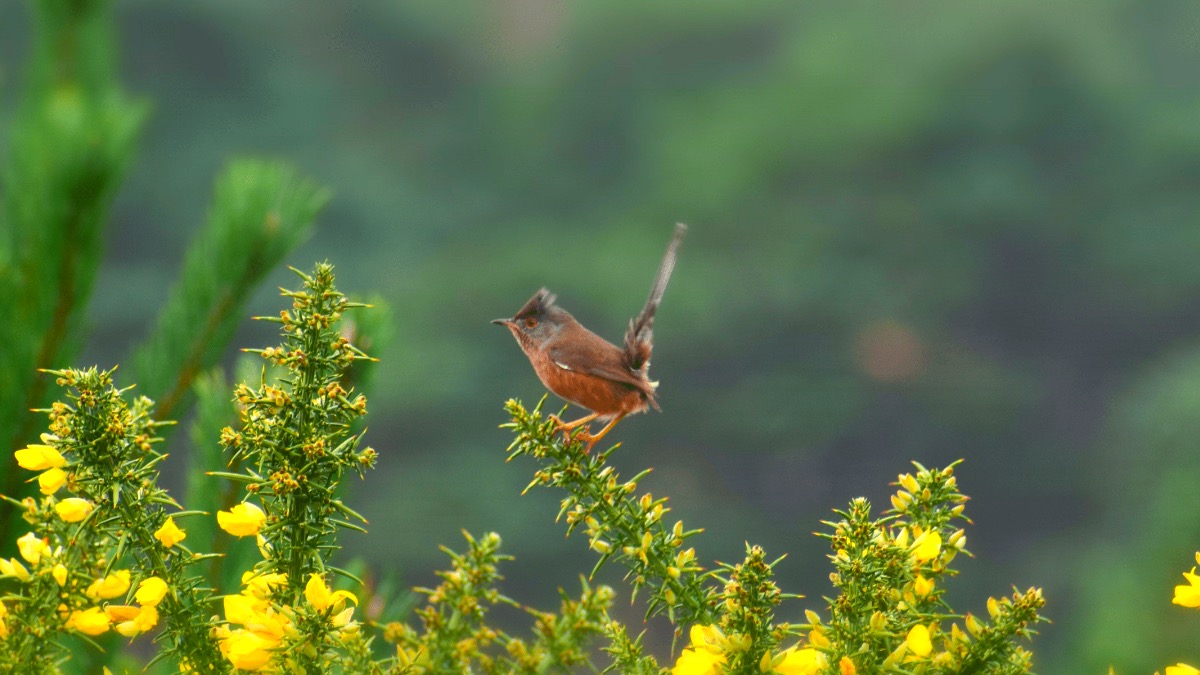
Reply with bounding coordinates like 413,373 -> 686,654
493,224 -> 687,452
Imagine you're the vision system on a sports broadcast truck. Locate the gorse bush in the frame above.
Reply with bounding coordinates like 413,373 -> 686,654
505,404 -> 1046,675
2,265 -> 377,673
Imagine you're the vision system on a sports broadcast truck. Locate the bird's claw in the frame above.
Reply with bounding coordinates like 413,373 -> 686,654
548,414 -> 571,437
548,414 -> 597,453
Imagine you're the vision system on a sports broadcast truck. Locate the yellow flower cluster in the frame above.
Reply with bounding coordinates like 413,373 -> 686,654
4,442 -> 186,646
219,592 -> 291,671
15,444 -> 67,495
799,467 -> 1045,673
64,575 -> 168,638
14,444 -> 101,525
1166,552 -> 1200,674
14,442 -> 197,548
215,570 -> 292,670
1173,553 -> 1200,609
671,625 -> 825,675
215,571 -> 359,671
15,441 -> 193,549
0,523 -> 167,640
54,497 -> 92,523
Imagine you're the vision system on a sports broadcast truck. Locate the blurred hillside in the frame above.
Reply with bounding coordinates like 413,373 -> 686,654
4,0 -> 1200,671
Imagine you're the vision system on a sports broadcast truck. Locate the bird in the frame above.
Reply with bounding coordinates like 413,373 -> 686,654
493,223 -> 687,452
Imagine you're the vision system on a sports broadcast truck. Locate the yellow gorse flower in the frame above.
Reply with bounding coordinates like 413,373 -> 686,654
66,607 -> 111,636
911,531 -> 942,563
87,570 -> 131,600
223,594 -> 266,627
0,557 -> 31,582
807,624 -> 829,648
1167,665 -> 1200,675
241,570 -> 287,599
107,604 -> 159,637
16,532 -> 49,565
223,594 -> 289,642
37,467 -> 67,495
55,497 -> 93,523
14,444 -> 66,471
1174,561 -> 1200,608
913,575 -> 935,597
222,629 -> 274,672
906,624 -> 933,657
154,516 -> 187,548
671,625 -> 726,675
304,573 -> 358,613
220,591 -> 292,671
217,502 -> 266,537
135,576 -> 169,606
774,646 -> 825,675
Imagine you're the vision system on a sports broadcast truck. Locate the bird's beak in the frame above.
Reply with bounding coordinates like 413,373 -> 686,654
491,318 -> 514,327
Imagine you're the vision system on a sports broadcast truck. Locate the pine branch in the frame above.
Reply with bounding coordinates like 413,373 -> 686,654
0,0 -> 147,533
130,159 -> 330,422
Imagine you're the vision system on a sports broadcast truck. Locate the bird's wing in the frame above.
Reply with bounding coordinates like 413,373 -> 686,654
548,342 -> 647,390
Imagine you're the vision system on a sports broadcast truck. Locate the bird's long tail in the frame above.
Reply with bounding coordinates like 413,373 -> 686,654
624,223 -> 687,375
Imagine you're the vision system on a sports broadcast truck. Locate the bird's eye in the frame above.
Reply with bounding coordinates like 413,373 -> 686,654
524,317 -> 538,329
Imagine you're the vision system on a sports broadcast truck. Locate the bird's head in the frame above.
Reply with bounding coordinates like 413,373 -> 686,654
492,288 -> 572,352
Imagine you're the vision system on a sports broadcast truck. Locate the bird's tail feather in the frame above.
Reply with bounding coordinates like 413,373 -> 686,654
624,223 -> 687,372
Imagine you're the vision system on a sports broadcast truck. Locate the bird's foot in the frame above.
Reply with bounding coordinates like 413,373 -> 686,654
549,412 -> 598,443
570,414 -> 626,455
571,431 -> 601,455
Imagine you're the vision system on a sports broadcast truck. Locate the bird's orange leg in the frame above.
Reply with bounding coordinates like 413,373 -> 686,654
549,412 -> 599,438
575,413 -> 626,454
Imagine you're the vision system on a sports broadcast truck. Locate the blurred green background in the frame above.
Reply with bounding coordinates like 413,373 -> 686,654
4,0 -> 1200,671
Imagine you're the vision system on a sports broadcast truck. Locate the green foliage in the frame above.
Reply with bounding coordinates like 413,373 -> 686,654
506,399 -> 716,627
0,265 -> 392,673
0,0 -> 147,491
505,400 -> 1047,674
0,0 -> 328,558
0,254 -> 1049,674
712,546 -> 791,673
3,367 -> 224,671
401,531 -> 514,672
0,3 -> 360,671
217,263 -> 376,596
815,475 -> 1044,673
602,623 -> 663,674
206,264 -> 381,672
387,531 -> 618,674
185,367 -> 237,570
131,161 -> 330,420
